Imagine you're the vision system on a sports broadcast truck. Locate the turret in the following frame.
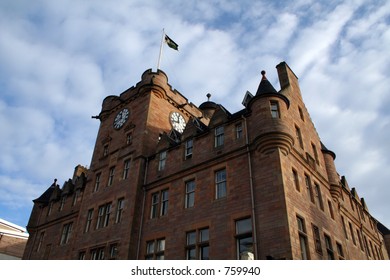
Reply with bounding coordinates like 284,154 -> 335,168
321,142 -> 341,202
247,70 -> 293,155
199,93 -> 218,121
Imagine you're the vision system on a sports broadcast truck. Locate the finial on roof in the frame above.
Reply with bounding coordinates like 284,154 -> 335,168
261,70 -> 267,80
206,93 -> 211,101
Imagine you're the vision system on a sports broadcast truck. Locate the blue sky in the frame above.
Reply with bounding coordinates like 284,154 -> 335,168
0,0 -> 389,230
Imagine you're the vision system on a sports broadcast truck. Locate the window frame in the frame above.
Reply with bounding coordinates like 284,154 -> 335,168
185,139 -> 193,159
185,180 -> 195,208
214,126 -> 224,147
297,216 -> 309,260
324,234 -> 335,260
145,238 -> 165,260
123,159 -> 131,179
115,198 -> 125,224
158,151 -> 167,171
60,222 -> 73,245
94,173 -> 101,192
186,228 -> 210,260
85,208 -> 94,233
295,125 -> 304,149
107,167 -> 115,186
235,217 -> 254,260
270,100 -> 280,118
215,169 -> 227,199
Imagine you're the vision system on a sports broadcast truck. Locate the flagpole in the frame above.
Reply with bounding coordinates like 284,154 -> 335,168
157,28 -> 165,70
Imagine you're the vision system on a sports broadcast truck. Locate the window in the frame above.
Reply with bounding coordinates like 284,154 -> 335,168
96,203 -> 111,229
324,234 -> 334,260
126,133 -> 132,145
215,126 -> 224,147
94,173 -> 101,192
185,139 -> 193,159
103,145 -> 109,157
356,229 -> 364,251
304,174 -> 314,203
158,151 -> 167,171
298,106 -> 304,121
47,202 -> 53,216
78,251 -> 86,260
103,203 -> 112,227
109,244 -> 118,259
85,209 -> 94,233
328,200 -> 335,219
295,125 -> 304,149
369,240 -> 375,259
314,183 -> 324,210
336,242 -> 345,260
59,195 -> 66,211
348,222 -> 356,245
297,216 -> 309,260
312,225 -> 322,255
115,198 -> 125,223
123,160 -> 130,179
72,189 -> 80,206
108,167 -> 115,186
292,169 -> 300,191
311,143 -> 319,164
60,222 -> 73,245
236,123 -> 243,139
91,247 -> 105,260
150,193 -> 159,219
215,169 -> 227,199
186,228 -> 209,260
160,190 -> 169,216
270,101 -> 280,118
236,218 -> 254,260
341,216 -> 348,239
145,239 -> 165,260
363,235 -> 371,257
150,190 -> 169,218
185,180 -> 195,208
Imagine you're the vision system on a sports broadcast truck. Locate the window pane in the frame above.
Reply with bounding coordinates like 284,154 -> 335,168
199,228 -> 209,242
236,218 -> 252,234
187,248 -> 196,260
238,236 -> 253,258
146,241 -> 154,254
157,239 -> 165,251
200,246 -> 209,260
187,231 -> 196,245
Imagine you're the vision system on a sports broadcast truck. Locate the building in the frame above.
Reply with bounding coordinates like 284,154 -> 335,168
23,62 -> 389,260
0,218 -> 29,259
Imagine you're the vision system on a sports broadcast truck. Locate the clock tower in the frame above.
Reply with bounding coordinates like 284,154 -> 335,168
72,69 -> 203,259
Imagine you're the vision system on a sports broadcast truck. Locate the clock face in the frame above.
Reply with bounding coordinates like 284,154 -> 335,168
113,108 -> 129,129
170,112 -> 186,133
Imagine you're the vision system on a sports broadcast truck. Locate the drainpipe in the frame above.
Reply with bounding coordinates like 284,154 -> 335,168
242,115 -> 258,259
136,157 -> 149,259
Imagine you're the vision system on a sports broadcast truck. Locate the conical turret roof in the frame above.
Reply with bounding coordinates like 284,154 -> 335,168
255,71 -> 277,96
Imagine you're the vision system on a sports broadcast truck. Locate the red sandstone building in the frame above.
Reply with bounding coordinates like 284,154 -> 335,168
23,62 -> 389,260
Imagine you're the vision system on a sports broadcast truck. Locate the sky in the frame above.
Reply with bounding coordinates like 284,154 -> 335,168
0,0 -> 389,230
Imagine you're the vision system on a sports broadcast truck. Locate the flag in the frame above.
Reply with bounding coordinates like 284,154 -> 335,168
165,34 -> 179,51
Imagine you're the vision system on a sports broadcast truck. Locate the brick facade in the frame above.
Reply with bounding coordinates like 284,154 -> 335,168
23,62 -> 389,260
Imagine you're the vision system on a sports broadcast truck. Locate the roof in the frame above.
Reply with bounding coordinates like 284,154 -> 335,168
0,218 -> 29,239
33,179 -> 58,204
255,71 -> 278,96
